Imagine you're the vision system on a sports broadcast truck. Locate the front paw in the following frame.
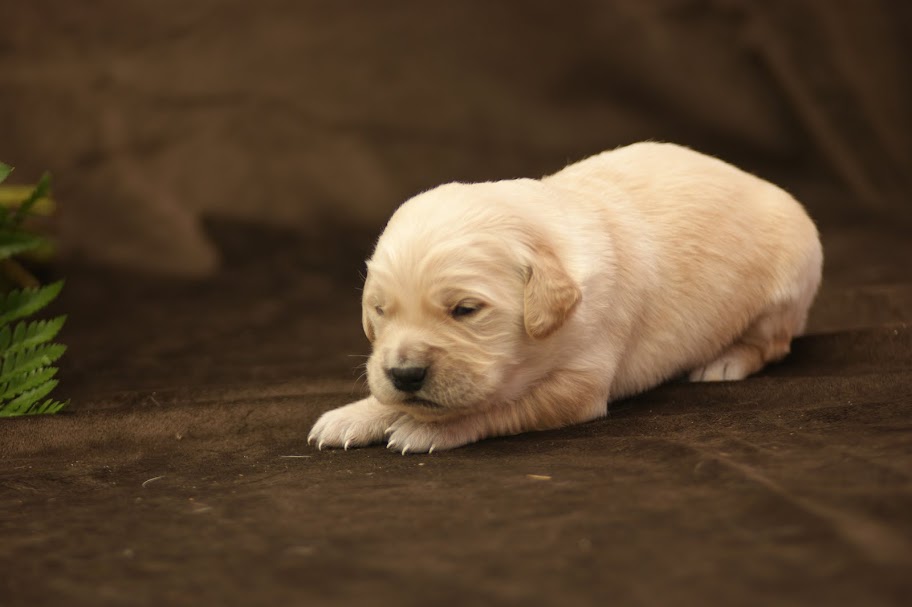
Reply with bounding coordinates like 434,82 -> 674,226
308,397 -> 402,450
385,414 -> 482,454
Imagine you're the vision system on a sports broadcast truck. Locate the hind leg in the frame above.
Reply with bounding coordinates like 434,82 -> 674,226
689,301 -> 804,382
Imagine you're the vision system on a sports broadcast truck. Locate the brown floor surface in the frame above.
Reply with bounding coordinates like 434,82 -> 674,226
2,212 -> 911,607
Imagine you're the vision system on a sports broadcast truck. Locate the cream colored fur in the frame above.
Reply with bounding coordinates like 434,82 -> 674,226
308,142 -> 823,453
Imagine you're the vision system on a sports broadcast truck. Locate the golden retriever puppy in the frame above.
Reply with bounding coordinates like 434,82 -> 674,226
308,142 -> 823,453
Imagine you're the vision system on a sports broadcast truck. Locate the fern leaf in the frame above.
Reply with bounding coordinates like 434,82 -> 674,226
0,366 -> 59,400
0,186 -> 56,217
0,378 -> 58,417
1,316 -> 66,354
0,343 -> 66,385
0,164 -> 12,226
0,164 -> 66,417
0,395 -> 68,417
0,281 -> 63,325
32,398 -> 67,415
0,230 -> 46,261
28,398 -> 68,416
11,172 -> 51,226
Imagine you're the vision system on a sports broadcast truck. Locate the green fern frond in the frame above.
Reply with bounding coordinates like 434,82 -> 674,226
0,186 -> 56,219
12,172 -> 51,226
0,281 -> 63,325
0,164 -> 11,225
0,379 -> 59,418
0,343 -> 66,385
0,316 -> 67,354
0,231 -> 46,261
0,164 -> 66,418
0,366 -> 59,400
30,398 -> 68,416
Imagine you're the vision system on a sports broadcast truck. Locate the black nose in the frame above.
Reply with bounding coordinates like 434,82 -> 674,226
387,366 -> 428,392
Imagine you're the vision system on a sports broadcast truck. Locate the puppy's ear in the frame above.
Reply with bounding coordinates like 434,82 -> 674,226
523,239 -> 581,339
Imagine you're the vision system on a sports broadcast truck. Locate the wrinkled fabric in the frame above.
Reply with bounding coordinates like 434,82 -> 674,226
1,1 -> 911,605
1,1 -> 909,275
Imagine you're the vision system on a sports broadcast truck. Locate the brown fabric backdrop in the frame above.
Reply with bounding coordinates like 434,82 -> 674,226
1,2 -> 910,606
2,1 -> 909,274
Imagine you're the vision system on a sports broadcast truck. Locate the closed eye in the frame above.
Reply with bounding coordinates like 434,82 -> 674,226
450,303 -> 483,319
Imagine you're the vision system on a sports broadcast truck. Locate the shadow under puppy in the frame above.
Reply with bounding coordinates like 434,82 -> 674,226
309,142 -> 823,453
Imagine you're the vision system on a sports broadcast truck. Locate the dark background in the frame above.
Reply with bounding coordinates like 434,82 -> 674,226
1,2 -> 910,606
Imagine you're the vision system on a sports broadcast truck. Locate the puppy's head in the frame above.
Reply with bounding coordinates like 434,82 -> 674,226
360,180 -> 581,419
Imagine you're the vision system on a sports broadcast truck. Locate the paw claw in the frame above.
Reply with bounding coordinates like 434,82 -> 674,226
309,398 -> 406,452
428,445 -> 435,455
402,444 -> 410,455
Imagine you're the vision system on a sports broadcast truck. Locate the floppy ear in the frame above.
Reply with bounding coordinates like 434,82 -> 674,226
523,239 -> 581,339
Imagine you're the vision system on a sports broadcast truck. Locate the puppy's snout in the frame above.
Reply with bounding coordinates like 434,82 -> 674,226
387,366 -> 428,392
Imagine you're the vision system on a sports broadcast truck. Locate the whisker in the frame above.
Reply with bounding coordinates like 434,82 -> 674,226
350,369 -> 370,394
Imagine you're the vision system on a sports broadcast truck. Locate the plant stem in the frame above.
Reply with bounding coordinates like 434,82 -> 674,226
1,259 -> 39,289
